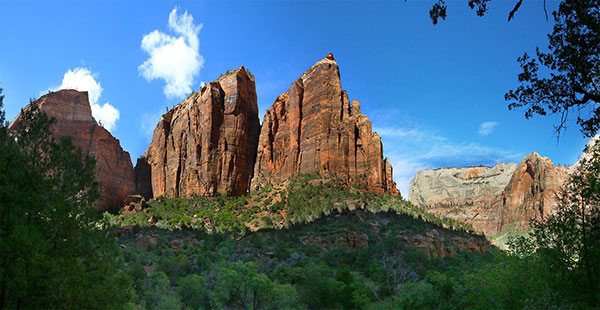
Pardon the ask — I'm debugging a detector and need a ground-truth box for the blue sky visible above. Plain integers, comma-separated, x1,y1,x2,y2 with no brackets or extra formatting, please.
0,0,589,195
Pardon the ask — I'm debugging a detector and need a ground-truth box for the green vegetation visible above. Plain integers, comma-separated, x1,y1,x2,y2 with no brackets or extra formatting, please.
218,67,254,80
1,90,598,309
0,99,132,309
115,209,493,309
506,0,599,137
107,173,478,237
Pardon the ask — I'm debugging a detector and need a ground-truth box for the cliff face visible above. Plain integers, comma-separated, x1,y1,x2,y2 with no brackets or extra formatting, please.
409,163,517,207
497,152,569,232
409,153,569,235
9,89,135,212
139,66,260,198
251,53,399,195
408,163,517,235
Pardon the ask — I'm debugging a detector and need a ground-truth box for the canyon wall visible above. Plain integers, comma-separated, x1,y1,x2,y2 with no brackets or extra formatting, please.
251,53,399,195
409,153,569,235
138,67,260,198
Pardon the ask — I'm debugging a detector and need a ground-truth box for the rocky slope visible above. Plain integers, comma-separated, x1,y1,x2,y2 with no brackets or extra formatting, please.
137,66,260,198
9,90,135,212
409,153,569,235
251,53,398,195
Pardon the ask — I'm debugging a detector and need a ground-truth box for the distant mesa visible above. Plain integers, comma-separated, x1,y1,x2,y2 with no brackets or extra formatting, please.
409,151,571,236
251,53,399,196
9,89,136,212
497,152,569,233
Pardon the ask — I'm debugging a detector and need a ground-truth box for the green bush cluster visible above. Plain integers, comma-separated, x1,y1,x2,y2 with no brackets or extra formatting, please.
115,209,492,309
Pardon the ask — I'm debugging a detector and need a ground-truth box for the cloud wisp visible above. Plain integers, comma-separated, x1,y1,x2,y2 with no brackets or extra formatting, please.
478,121,498,136
139,7,204,99
140,110,164,141
375,124,522,197
49,67,120,132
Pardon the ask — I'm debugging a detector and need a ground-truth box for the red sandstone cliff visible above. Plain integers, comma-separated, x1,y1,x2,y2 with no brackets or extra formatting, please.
9,90,135,212
138,66,260,198
251,53,399,195
496,152,570,233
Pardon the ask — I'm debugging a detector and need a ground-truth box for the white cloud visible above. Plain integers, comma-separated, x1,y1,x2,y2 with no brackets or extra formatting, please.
139,7,204,98
60,68,103,104
91,102,119,132
478,121,498,136
375,126,446,142
52,67,120,132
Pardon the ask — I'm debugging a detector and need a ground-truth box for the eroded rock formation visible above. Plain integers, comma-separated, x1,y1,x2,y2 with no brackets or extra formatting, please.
139,66,260,198
251,53,399,195
409,153,569,235
9,89,135,212
398,229,491,259
408,163,517,235
497,152,569,232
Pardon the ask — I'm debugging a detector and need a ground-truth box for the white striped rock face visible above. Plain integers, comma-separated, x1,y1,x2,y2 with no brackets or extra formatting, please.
408,163,517,235
409,151,572,236
409,163,517,207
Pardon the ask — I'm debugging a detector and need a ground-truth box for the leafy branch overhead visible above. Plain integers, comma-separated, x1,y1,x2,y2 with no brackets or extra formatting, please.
427,0,599,138
429,0,544,25
505,0,599,137
429,0,498,24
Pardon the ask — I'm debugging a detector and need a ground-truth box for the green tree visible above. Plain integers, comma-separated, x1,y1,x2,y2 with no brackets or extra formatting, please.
512,138,600,306
429,0,526,25
506,0,600,137
0,101,133,309
177,274,210,310
210,261,302,310
139,271,182,310
468,139,600,309
427,0,599,137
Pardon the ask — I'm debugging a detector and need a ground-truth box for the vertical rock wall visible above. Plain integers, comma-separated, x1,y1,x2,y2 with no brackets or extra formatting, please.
251,53,399,195
140,67,260,198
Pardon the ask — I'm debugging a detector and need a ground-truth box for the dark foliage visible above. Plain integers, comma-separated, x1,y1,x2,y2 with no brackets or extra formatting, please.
0,101,133,309
506,0,600,137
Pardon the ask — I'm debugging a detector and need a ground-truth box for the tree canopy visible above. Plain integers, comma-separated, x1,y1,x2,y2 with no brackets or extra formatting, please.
0,96,133,309
505,0,600,138
427,0,600,138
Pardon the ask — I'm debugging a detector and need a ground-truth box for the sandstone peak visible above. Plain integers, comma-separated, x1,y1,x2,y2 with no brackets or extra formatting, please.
301,54,339,81
252,55,398,195
9,89,135,212
138,66,260,198
11,90,95,126
498,150,569,233
521,151,551,164
216,66,254,83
